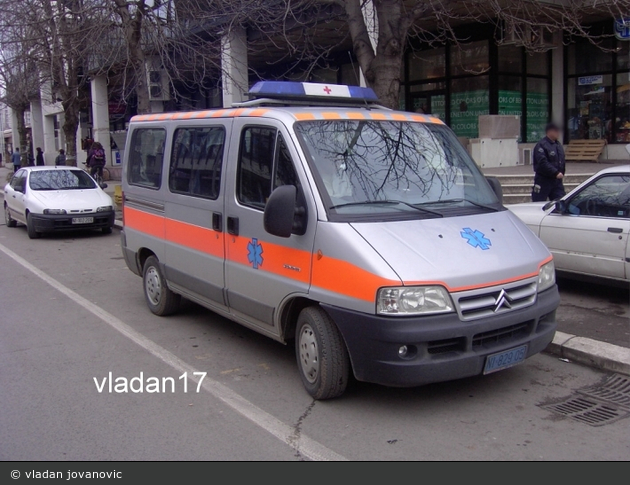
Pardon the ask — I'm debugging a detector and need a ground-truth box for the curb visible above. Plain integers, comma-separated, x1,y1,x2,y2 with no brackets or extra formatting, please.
546,331,630,376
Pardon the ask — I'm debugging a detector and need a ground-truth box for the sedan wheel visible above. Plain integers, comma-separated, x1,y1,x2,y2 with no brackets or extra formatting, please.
26,213,41,239
4,204,17,228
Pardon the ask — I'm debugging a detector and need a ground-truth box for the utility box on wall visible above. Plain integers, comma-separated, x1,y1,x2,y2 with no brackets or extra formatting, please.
469,138,519,168
469,115,520,167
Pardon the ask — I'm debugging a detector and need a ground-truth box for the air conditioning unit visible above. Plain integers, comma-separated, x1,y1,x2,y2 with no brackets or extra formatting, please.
147,69,170,101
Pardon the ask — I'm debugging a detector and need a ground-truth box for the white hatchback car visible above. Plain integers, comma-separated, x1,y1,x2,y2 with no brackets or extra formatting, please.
508,165,630,283
4,166,115,239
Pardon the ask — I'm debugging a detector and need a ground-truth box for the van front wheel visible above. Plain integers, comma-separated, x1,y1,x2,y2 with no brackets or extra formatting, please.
295,306,350,400
143,256,180,316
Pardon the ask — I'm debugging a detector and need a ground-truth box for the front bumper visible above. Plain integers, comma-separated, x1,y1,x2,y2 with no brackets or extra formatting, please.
31,211,115,233
323,286,559,387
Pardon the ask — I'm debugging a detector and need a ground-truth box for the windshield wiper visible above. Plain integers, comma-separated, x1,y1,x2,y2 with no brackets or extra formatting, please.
329,200,443,217
418,198,500,212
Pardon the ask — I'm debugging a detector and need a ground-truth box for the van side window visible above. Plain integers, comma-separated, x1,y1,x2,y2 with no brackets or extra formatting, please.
128,128,166,189
169,127,225,199
237,127,276,209
274,133,300,190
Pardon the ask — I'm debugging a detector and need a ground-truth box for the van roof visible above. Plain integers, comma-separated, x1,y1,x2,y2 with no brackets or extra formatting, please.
129,106,444,125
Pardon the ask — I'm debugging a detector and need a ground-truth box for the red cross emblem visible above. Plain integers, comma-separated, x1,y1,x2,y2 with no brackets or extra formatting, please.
323,86,332,94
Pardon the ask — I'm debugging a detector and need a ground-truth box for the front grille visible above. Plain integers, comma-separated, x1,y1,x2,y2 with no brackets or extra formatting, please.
427,337,465,354
69,209,95,213
472,321,533,349
453,277,537,321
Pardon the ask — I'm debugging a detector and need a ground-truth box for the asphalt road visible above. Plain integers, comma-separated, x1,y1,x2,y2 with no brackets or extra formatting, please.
0,220,628,461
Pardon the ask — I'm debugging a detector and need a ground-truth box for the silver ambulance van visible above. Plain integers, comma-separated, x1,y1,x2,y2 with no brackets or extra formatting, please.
121,81,559,399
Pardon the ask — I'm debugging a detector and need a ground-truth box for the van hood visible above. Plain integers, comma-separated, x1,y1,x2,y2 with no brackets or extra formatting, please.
350,210,550,291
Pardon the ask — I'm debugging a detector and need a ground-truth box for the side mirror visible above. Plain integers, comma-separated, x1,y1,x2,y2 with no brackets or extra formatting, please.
264,185,297,238
543,199,567,213
485,176,503,205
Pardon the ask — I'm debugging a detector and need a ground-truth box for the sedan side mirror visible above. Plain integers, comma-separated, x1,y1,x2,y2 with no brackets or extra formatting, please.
543,199,567,213
264,185,297,238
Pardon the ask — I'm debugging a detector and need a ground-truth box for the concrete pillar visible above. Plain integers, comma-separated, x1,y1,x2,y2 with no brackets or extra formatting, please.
30,98,45,157
221,27,249,107
551,31,564,143
359,0,378,88
90,75,111,165
42,115,56,164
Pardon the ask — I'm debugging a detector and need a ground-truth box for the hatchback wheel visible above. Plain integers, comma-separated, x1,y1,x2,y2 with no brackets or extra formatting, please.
26,213,40,239
4,204,17,228
142,256,180,316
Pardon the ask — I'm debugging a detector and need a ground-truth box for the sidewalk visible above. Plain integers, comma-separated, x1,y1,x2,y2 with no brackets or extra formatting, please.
482,160,628,176
1,162,628,375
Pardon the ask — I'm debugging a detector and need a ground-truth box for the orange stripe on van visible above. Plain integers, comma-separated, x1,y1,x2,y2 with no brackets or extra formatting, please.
321,112,342,120
227,235,312,284
230,108,245,117
210,110,226,118
295,113,316,121
429,116,443,124
123,207,165,239
369,113,388,120
346,112,366,120
165,218,224,258
391,114,408,121
410,115,427,122
247,109,269,117
312,254,399,302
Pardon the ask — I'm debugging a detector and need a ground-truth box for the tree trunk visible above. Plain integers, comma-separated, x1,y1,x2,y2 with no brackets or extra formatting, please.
62,103,79,166
14,107,28,165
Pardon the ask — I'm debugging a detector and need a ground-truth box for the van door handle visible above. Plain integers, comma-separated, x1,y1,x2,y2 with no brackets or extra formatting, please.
607,227,623,234
227,216,239,236
212,212,222,232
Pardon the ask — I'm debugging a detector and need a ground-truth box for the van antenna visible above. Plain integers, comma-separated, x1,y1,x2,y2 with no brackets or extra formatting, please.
348,51,371,110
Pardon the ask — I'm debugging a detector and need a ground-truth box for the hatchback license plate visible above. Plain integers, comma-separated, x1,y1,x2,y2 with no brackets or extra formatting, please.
72,217,94,224
484,345,528,374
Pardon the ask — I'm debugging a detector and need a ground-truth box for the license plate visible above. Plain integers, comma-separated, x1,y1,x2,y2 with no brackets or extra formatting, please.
72,217,94,224
483,345,528,374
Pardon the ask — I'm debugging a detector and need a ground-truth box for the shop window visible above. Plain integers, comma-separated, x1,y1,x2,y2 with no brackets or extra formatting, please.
498,76,523,140
450,76,489,138
568,40,614,75
498,45,522,74
526,78,550,142
567,74,613,141
527,51,549,76
451,41,489,76
616,72,630,143
409,47,446,81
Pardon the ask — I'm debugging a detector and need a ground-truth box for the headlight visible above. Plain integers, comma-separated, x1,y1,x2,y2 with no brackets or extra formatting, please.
538,261,556,292
43,209,67,215
97,205,113,212
377,286,454,316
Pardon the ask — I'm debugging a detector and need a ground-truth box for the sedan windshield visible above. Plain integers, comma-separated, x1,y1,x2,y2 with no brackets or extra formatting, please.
29,170,97,191
295,120,500,220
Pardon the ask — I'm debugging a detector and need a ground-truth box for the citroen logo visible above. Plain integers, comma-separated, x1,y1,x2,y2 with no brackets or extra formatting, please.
494,289,513,312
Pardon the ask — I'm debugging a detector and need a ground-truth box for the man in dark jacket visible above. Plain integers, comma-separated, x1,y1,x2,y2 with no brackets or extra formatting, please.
532,123,566,202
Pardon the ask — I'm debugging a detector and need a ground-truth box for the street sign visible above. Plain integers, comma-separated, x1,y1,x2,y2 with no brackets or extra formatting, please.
614,17,630,40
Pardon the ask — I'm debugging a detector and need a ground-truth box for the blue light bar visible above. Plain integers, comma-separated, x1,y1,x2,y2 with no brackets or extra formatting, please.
248,81,379,103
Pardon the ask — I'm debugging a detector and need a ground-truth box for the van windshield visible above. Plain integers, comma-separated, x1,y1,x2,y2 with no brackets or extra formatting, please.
294,120,501,220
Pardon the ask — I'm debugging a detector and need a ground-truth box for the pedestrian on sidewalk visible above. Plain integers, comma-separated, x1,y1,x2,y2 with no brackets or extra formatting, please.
35,147,45,166
27,149,34,166
55,149,66,166
532,123,566,202
87,141,106,180
11,147,21,173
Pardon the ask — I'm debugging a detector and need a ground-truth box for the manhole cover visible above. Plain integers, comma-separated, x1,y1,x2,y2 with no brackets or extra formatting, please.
540,374,630,427
577,374,630,410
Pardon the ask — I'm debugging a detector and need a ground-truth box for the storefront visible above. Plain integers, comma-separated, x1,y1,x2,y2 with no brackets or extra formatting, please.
403,29,552,143
565,21,630,146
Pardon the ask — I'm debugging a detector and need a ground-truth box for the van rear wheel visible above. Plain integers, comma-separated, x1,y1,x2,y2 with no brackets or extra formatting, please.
295,306,350,400
142,256,180,316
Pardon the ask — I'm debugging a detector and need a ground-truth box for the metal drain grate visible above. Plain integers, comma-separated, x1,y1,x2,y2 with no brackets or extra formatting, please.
542,397,627,426
540,374,630,427
577,374,630,410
